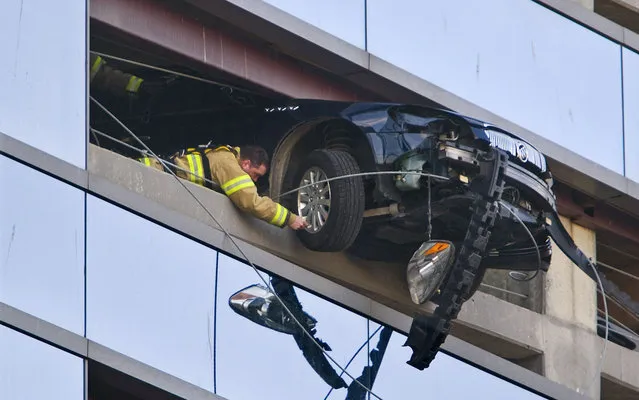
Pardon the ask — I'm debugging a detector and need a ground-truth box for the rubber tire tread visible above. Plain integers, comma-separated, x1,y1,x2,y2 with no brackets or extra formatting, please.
295,149,365,252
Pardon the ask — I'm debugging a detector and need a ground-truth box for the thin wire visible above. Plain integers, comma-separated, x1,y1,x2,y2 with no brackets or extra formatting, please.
90,96,384,400
497,201,542,282
90,51,259,95
597,260,639,282
585,260,608,396
596,287,639,323
90,128,221,189
598,242,639,263
596,308,639,342
601,311,639,339
479,283,528,299
275,171,450,201
322,326,383,400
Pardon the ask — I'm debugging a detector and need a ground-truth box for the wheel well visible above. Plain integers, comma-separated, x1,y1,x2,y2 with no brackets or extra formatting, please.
268,118,376,203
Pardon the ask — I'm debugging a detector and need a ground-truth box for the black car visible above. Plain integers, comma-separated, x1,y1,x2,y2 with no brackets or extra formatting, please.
262,100,554,275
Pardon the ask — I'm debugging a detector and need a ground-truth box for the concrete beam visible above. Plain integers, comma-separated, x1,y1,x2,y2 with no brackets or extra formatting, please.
89,0,376,101
543,217,600,399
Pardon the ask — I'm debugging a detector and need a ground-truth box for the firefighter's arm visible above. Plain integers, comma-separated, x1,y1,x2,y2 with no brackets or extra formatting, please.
90,54,144,97
211,153,296,228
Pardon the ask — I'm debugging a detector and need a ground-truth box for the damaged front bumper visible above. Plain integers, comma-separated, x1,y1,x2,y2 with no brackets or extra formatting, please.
439,143,556,212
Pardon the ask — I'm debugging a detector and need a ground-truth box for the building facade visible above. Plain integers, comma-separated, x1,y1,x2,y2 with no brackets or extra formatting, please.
1,0,639,399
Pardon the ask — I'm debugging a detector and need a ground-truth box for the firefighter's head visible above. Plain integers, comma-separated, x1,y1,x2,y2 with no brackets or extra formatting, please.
239,145,270,182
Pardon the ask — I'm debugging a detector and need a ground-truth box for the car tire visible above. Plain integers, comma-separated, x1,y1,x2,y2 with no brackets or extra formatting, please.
293,149,365,252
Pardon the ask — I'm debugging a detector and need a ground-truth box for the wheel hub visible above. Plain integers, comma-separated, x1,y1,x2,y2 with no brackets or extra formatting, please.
297,167,331,233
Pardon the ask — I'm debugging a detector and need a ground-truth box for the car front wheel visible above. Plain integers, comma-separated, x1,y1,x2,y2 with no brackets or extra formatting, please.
294,149,365,252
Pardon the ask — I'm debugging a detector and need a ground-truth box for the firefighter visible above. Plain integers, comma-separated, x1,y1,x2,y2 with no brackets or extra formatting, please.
140,144,308,230
90,53,146,97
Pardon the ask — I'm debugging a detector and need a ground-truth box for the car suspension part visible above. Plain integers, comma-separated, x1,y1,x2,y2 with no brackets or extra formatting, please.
404,147,509,369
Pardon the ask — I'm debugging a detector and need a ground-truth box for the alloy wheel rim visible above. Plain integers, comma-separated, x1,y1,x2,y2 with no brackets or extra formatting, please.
297,167,331,233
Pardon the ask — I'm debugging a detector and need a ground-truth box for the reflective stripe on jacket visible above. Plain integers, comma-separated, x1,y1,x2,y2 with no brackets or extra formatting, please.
168,145,294,228
137,156,164,171
90,54,144,97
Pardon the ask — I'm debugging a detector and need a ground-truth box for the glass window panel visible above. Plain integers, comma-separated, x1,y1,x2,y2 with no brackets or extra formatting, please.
0,155,85,335
86,195,217,392
0,0,86,168
623,47,639,183
0,325,84,400
215,254,369,399
367,321,544,399
367,0,624,174
263,0,366,48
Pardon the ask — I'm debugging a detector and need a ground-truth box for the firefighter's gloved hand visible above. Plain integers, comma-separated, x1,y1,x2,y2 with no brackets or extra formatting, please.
289,215,308,230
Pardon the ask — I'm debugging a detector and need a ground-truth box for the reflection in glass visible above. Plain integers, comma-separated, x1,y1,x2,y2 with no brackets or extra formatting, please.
86,195,217,392
368,321,544,399
0,325,84,400
262,0,366,48
623,48,639,183
216,254,370,399
0,0,86,168
0,155,85,335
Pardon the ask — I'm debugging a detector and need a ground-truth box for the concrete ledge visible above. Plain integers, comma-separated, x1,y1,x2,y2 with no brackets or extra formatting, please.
602,338,639,392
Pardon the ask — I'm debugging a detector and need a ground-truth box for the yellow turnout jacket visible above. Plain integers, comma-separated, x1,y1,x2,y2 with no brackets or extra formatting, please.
140,145,294,229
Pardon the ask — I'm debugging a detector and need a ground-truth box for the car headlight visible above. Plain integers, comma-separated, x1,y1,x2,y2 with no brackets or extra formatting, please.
407,241,455,305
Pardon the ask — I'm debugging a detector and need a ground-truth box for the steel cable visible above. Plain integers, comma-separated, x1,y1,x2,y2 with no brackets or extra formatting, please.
90,96,384,399
500,199,609,394
596,309,639,343
274,171,450,201
90,50,259,95
322,326,384,400
90,128,221,189
586,260,609,397
497,201,542,281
